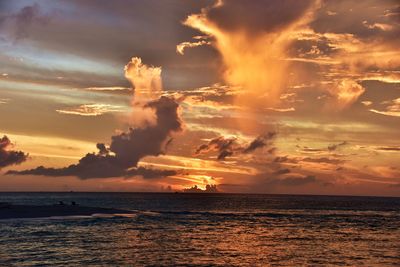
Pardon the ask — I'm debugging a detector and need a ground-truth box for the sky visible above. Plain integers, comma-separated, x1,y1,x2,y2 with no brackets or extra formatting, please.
0,0,399,196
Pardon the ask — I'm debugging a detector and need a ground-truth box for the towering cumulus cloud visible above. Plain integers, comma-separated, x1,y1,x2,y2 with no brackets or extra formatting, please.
8,58,182,179
124,57,162,101
181,0,319,107
0,136,28,169
124,57,165,127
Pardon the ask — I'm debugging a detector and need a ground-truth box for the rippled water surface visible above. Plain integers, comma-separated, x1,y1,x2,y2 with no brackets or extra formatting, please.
1,193,399,266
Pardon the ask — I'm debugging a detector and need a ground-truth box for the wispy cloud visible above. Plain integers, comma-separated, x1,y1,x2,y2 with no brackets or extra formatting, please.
369,98,400,117
0,98,10,104
176,36,211,55
56,104,127,116
84,86,133,95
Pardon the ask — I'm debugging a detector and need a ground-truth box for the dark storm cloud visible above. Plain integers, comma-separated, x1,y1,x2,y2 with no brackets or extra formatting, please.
195,132,276,160
0,135,28,168
96,143,108,155
217,149,233,160
110,97,182,167
8,97,182,179
206,0,316,35
243,132,276,154
195,136,238,160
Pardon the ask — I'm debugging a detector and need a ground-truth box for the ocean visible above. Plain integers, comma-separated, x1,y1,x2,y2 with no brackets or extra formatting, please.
0,193,399,266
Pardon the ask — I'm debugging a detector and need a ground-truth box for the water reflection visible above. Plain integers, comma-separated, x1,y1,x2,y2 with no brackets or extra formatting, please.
0,193,399,266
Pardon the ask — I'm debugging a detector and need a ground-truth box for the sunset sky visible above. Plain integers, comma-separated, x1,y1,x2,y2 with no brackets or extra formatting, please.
0,0,399,196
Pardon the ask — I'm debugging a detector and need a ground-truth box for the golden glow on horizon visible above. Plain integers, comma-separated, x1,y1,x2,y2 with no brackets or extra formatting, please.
170,174,219,190
140,155,258,175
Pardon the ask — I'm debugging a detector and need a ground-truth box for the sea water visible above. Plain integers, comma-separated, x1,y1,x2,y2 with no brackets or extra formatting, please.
0,193,399,266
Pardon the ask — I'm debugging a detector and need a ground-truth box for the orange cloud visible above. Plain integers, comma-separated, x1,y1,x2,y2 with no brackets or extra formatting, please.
124,57,162,101
182,0,321,108
176,39,211,55
124,57,168,127
370,98,400,117
327,80,365,110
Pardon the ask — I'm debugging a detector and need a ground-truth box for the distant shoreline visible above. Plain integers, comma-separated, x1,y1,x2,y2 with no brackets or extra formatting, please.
0,203,134,220
0,192,399,198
